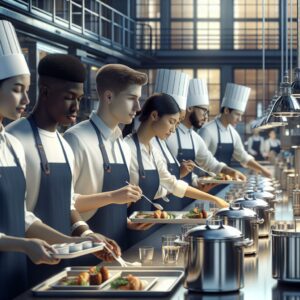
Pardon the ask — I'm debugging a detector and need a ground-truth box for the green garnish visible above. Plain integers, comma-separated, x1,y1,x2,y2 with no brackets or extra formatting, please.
110,277,129,289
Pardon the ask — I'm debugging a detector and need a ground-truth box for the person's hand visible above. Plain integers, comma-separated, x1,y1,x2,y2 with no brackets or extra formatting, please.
24,239,60,265
214,198,229,208
127,220,154,231
111,184,142,204
231,170,247,181
260,167,272,179
197,182,218,192
86,232,121,262
180,160,195,178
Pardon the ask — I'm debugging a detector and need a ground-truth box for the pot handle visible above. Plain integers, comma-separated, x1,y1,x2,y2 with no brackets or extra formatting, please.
234,238,253,248
265,208,274,213
174,238,189,246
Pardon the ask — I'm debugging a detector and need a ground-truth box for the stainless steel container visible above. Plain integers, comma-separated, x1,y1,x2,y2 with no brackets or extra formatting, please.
234,195,273,237
183,220,252,293
292,189,300,216
216,203,262,255
287,173,296,201
281,169,294,190
272,220,300,283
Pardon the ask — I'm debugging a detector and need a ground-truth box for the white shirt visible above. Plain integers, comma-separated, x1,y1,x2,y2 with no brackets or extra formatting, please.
247,136,265,156
125,134,188,198
6,118,76,212
166,123,226,174
264,138,281,153
0,126,41,232
199,117,254,167
64,111,131,221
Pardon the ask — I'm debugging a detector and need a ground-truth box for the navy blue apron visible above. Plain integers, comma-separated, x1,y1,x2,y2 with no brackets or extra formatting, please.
154,137,183,211
210,120,235,195
252,139,264,161
87,119,130,253
27,116,71,286
127,133,160,246
270,142,281,154
175,128,195,205
0,137,27,300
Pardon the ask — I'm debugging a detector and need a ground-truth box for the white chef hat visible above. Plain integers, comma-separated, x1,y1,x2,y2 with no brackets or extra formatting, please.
221,83,251,112
187,78,209,108
0,20,30,81
154,69,190,110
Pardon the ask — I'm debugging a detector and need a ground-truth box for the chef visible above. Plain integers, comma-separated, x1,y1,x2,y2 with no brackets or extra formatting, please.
151,69,194,210
264,129,281,157
0,20,88,299
64,64,149,253
199,83,272,178
166,76,246,198
124,93,228,228
247,128,265,161
7,54,121,284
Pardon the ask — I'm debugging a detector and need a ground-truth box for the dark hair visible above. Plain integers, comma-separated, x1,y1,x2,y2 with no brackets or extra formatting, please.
220,107,234,113
139,93,180,122
0,79,6,88
96,64,148,96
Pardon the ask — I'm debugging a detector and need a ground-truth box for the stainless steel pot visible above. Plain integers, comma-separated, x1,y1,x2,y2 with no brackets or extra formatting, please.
292,189,300,216
272,220,300,283
215,203,263,255
234,194,273,237
182,220,252,293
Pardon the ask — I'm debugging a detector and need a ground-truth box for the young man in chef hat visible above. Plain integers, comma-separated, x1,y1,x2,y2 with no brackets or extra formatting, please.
199,83,272,178
165,76,246,196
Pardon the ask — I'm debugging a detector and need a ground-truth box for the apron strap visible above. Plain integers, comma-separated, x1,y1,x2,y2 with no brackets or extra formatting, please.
5,135,22,168
155,137,171,165
28,116,50,175
215,119,234,145
90,119,111,172
176,128,183,155
189,131,195,155
56,132,72,174
116,138,129,171
133,133,146,179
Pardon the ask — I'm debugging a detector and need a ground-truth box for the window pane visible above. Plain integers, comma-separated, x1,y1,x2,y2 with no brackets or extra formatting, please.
171,0,193,18
197,0,220,19
136,0,160,18
171,22,194,49
197,22,220,49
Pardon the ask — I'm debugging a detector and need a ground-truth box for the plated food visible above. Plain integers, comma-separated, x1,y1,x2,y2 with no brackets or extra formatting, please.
135,210,175,220
110,274,147,290
183,207,208,219
198,173,244,184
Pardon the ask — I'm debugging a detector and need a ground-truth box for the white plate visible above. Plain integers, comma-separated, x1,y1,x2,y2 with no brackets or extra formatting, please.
52,243,105,259
129,211,212,224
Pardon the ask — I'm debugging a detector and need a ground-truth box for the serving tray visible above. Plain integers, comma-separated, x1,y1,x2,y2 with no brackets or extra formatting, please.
32,266,184,297
197,177,245,184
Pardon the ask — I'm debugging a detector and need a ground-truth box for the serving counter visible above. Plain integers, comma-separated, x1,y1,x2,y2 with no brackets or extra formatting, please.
14,180,299,300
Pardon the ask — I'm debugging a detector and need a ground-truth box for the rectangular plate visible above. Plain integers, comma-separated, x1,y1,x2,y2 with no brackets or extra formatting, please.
52,243,105,259
50,269,121,290
32,267,184,297
128,211,212,224
197,177,245,184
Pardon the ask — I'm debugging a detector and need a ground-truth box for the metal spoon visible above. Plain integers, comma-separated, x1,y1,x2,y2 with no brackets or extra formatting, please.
183,159,216,177
125,181,164,210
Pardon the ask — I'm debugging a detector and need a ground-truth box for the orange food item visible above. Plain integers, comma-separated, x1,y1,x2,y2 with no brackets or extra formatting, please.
100,266,110,282
90,272,102,285
77,272,90,286
161,211,168,219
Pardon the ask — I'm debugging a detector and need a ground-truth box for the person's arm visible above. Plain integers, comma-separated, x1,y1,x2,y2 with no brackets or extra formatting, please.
220,165,247,181
246,159,272,178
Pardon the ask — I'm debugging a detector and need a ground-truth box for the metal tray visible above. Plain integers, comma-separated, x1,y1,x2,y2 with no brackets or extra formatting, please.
197,177,245,184
129,211,212,224
32,266,184,297
52,243,105,259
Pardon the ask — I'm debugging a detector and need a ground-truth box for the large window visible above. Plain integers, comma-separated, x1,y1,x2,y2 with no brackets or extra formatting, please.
136,0,160,18
234,69,279,125
197,69,221,119
171,22,194,49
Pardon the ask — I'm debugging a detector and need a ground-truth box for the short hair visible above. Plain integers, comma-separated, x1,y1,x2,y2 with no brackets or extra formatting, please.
38,54,86,83
96,64,148,95
220,107,234,114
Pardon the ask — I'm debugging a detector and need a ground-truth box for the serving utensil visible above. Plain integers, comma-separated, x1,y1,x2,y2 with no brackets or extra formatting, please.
125,181,164,210
183,159,216,177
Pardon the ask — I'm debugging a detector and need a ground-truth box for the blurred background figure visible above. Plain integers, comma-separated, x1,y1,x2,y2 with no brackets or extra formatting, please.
247,128,265,161
264,129,281,160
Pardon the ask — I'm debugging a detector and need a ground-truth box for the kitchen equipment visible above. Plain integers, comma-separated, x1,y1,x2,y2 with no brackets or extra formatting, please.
32,267,184,297
281,169,295,190
292,189,300,216
183,159,216,177
234,194,273,237
182,220,252,293
287,173,297,201
272,220,300,283
216,203,263,254
139,246,154,265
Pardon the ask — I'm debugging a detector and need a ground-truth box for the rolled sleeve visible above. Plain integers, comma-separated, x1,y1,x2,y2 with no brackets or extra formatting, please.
154,147,188,198
0,233,5,239
24,207,42,231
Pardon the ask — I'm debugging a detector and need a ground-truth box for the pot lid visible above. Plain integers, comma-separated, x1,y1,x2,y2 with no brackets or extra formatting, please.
272,220,300,236
243,189,275,200
216,203,257,219
187,220,243,240
234,194,269,208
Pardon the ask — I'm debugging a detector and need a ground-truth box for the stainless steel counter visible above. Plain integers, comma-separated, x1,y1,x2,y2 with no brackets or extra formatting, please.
14,183,300,300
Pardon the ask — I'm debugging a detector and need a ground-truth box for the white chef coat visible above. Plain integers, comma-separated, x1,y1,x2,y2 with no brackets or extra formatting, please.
247,136,265,156
6,118,76,212
125,134,188,198
64,111,131,221
0,126,41,233
166,123,226,174
264,138,281,153
199,116,254,167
